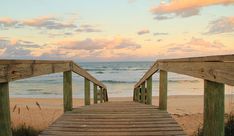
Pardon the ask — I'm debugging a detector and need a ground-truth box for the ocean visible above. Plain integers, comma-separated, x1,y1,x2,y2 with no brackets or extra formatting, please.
9,61,233,98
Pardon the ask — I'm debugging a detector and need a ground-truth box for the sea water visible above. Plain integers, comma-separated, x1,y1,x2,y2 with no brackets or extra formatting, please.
9,61,233,98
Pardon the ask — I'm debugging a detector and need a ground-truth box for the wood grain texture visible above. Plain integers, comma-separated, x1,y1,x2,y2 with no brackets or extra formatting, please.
146,76,152,105
63,71,72,112
159,70,167,110
204,80,224,136
134,54,234,89
39,101,186,136
0,83,12,136
0,60,106,89
93,84,98,104
157,54,234,62
141,83,146,104
85,78,90,105
72,63,106,89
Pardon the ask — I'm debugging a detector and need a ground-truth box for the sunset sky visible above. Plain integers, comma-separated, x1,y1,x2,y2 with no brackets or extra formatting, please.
0,0,234,61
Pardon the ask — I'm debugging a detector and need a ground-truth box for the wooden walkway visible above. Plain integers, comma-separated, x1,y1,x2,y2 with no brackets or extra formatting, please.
40,101,186,136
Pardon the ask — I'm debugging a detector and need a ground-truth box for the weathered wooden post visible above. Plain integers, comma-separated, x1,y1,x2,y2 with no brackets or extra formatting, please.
139,88,142,102
100,87,103,103
0,82,12,136
135,88,139,102
141,83,146,104
93,84,98,104
104,89,108,102
63,71,72,112
159,70,167,110
203,80,224,136
146,76,152,105
84,78,90,105
133,88,136,101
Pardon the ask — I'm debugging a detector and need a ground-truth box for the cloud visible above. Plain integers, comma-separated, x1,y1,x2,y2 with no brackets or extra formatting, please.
154,32,168,36
0,17,18,27
151,0,234,20
22,16,76,30
59,38,105,51
167,37,225,54
76,25,102,33
58,38,141,51
137,29,150,35
0,16,77,30
0,38,41,59
205,16,234,34
114,39,141,49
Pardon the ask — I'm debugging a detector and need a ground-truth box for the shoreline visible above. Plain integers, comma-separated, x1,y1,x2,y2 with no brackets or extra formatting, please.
10,95,234,136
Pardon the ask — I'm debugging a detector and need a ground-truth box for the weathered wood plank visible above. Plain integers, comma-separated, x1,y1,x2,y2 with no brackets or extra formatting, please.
0,82,12,136
85,78,90,105
157,54,234,62
159,70,167,110
134,62,158,88
63,71,72,112
134,54,234,89
40,101,186,136
0,62,71,83
93,84,98,104
203,80,224,136
72,63,106,89
141,83,146,104
158,62,234,86
100,88,103,103
0,60,106,90
146,76,152,105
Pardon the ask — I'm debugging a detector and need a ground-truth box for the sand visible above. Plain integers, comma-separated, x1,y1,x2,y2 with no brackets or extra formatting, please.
10,95,234,136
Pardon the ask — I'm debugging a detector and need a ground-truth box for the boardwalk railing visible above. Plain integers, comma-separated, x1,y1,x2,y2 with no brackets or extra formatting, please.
133,54,234,136
0,60,108,136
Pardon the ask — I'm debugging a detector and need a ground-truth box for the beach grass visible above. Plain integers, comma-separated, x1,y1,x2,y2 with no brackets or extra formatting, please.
12,124,41,136
195,113,234,136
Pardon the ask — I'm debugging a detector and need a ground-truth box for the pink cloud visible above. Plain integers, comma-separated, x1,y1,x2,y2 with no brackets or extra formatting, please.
205,16,234,34
151,0,234,19
137,29,150,35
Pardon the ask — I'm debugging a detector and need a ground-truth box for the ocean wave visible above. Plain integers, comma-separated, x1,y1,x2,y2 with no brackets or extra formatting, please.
101,80,136,83
101,80,199,84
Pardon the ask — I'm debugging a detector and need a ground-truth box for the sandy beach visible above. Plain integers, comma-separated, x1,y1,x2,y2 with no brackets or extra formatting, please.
10,95,234,136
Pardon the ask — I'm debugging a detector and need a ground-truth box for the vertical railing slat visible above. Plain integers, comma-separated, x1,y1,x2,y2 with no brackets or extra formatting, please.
204,80,224,136
84,78,90,105
0,82,12,136
141,83,146,104
63,71,73,112
146,76,152,105
93,84,98,104
159,70,167,110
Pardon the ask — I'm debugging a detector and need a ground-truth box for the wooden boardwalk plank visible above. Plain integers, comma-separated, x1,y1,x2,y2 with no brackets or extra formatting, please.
40,101,186,136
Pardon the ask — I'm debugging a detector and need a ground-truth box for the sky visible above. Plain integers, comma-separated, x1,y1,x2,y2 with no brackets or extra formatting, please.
0,0,234,62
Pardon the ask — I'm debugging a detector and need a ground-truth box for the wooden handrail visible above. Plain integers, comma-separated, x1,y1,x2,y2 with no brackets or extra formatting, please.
133,54,234,136
0,59,108,136
134,54,234,88
0,60,106,89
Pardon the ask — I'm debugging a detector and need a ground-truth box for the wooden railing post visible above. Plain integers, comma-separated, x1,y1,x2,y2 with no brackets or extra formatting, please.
93,84,98,104
63,71,72,112
104,89,108,102
133,89,136,101
141,82,146,104
0,82,12,136
146,76,152,105
139,88,142,102
159,70,167,110
135,88,138,102
100,87,103,103
204,80,224,136
84,78,90,105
